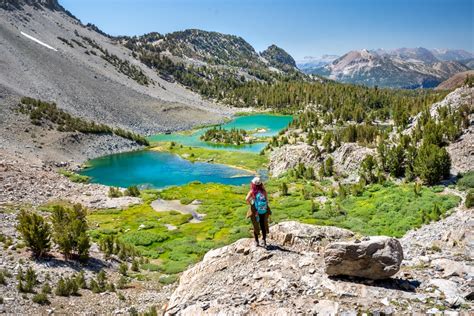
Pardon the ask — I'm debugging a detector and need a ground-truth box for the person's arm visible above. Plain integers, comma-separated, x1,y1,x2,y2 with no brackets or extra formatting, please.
245,191,253,204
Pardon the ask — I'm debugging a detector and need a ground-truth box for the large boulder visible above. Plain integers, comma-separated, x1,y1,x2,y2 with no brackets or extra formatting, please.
324,236,403,279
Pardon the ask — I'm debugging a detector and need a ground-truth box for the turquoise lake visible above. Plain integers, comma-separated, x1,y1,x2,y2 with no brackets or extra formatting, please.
80,114,292,188
148,114,293,153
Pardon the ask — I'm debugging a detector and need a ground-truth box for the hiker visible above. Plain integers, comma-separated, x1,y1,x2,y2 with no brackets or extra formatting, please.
246,176,271,247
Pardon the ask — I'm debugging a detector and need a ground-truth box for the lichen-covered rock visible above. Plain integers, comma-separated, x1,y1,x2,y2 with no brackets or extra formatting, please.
324,236,404,279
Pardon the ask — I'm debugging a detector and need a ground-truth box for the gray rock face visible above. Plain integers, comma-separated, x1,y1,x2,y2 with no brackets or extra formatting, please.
269,143,320,177
324,236,404,279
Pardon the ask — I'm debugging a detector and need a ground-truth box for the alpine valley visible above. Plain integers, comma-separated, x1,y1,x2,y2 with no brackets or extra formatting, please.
0,1,473,315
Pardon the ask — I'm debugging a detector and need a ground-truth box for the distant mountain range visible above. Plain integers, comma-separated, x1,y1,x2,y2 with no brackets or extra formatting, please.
296,55,339,72
299,48,473,88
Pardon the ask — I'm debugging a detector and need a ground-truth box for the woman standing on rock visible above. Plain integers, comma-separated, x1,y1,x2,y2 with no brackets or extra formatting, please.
246,177,271,247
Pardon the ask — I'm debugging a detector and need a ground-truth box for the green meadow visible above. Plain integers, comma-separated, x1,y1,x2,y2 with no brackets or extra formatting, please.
87,177,460,275
151,143,268,172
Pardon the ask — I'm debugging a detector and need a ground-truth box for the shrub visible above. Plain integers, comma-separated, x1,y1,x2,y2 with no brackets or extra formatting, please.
58,169,90,183
466,190,474,208
124,186,140,197
41,282,52,294
55,278,69,296
413,182,422,197
117,291,126,301
51,204,90,260
0,269,10,285
121,231,168,247
108,187,123,198
280,182,288,196
17,210,51,258
99,235,139,260
17,267,37,293
66,277,79,296
75,271,87,289
141,263,161,272
142,306,158,316
96,270,107,292
159,275,178,285
119,263,128,276
32,293,49,305
457,171,474,190
107,282,116,292
89,279,101,293
131,259,139,272
117,276,128,289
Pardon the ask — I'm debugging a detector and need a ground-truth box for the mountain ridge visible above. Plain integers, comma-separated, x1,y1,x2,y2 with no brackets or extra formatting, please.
306,48,471,88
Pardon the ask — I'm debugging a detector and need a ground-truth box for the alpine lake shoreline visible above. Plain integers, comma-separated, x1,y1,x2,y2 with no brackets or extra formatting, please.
69,113,463,279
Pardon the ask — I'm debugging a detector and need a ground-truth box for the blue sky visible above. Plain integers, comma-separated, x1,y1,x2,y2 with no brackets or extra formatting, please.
60,0,473,60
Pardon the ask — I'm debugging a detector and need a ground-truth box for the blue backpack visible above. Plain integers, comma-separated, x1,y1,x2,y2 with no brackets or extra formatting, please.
254,192,268,215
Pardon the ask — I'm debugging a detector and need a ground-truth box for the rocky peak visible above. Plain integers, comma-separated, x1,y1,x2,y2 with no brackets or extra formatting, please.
1,0,64,11
390,47,439,63
161,29,259,66
261,44,297,71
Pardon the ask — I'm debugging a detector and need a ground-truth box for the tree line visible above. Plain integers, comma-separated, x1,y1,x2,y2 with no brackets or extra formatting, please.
200,127,249,145
18,97,149,146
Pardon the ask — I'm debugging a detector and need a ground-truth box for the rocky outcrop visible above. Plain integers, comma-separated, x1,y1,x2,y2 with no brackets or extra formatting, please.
331,143,375,180
0,0,65,12
269,144,320,177
269,142,374,180
165,222,354,315
324,236,403,279
405,86,473,135
447,119,473,174
261,44,297,71
166,199,473,315
403,86,473,174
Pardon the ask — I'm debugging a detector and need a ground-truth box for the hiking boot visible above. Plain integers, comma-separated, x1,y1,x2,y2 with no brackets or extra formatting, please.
262,240,267,248
254,240,260,247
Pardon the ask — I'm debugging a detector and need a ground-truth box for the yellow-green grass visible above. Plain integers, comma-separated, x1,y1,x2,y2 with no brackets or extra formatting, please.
87,179,460,275
151,143,268,172
58,169,90,183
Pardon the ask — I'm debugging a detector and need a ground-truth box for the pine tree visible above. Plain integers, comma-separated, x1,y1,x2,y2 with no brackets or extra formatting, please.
51,204,90,260
280,182,289,196
324,156,334,177
360,155,377,184
75,271,87,289
24,267,37,293
311,200,319,214
414,144,451,185
55,278,69,296
16,210,51,258
387,145,405,178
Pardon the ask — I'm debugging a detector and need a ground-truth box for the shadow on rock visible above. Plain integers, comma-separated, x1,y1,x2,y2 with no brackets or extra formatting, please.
329,275,421,292
265,244,300,254
34,255,109,272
